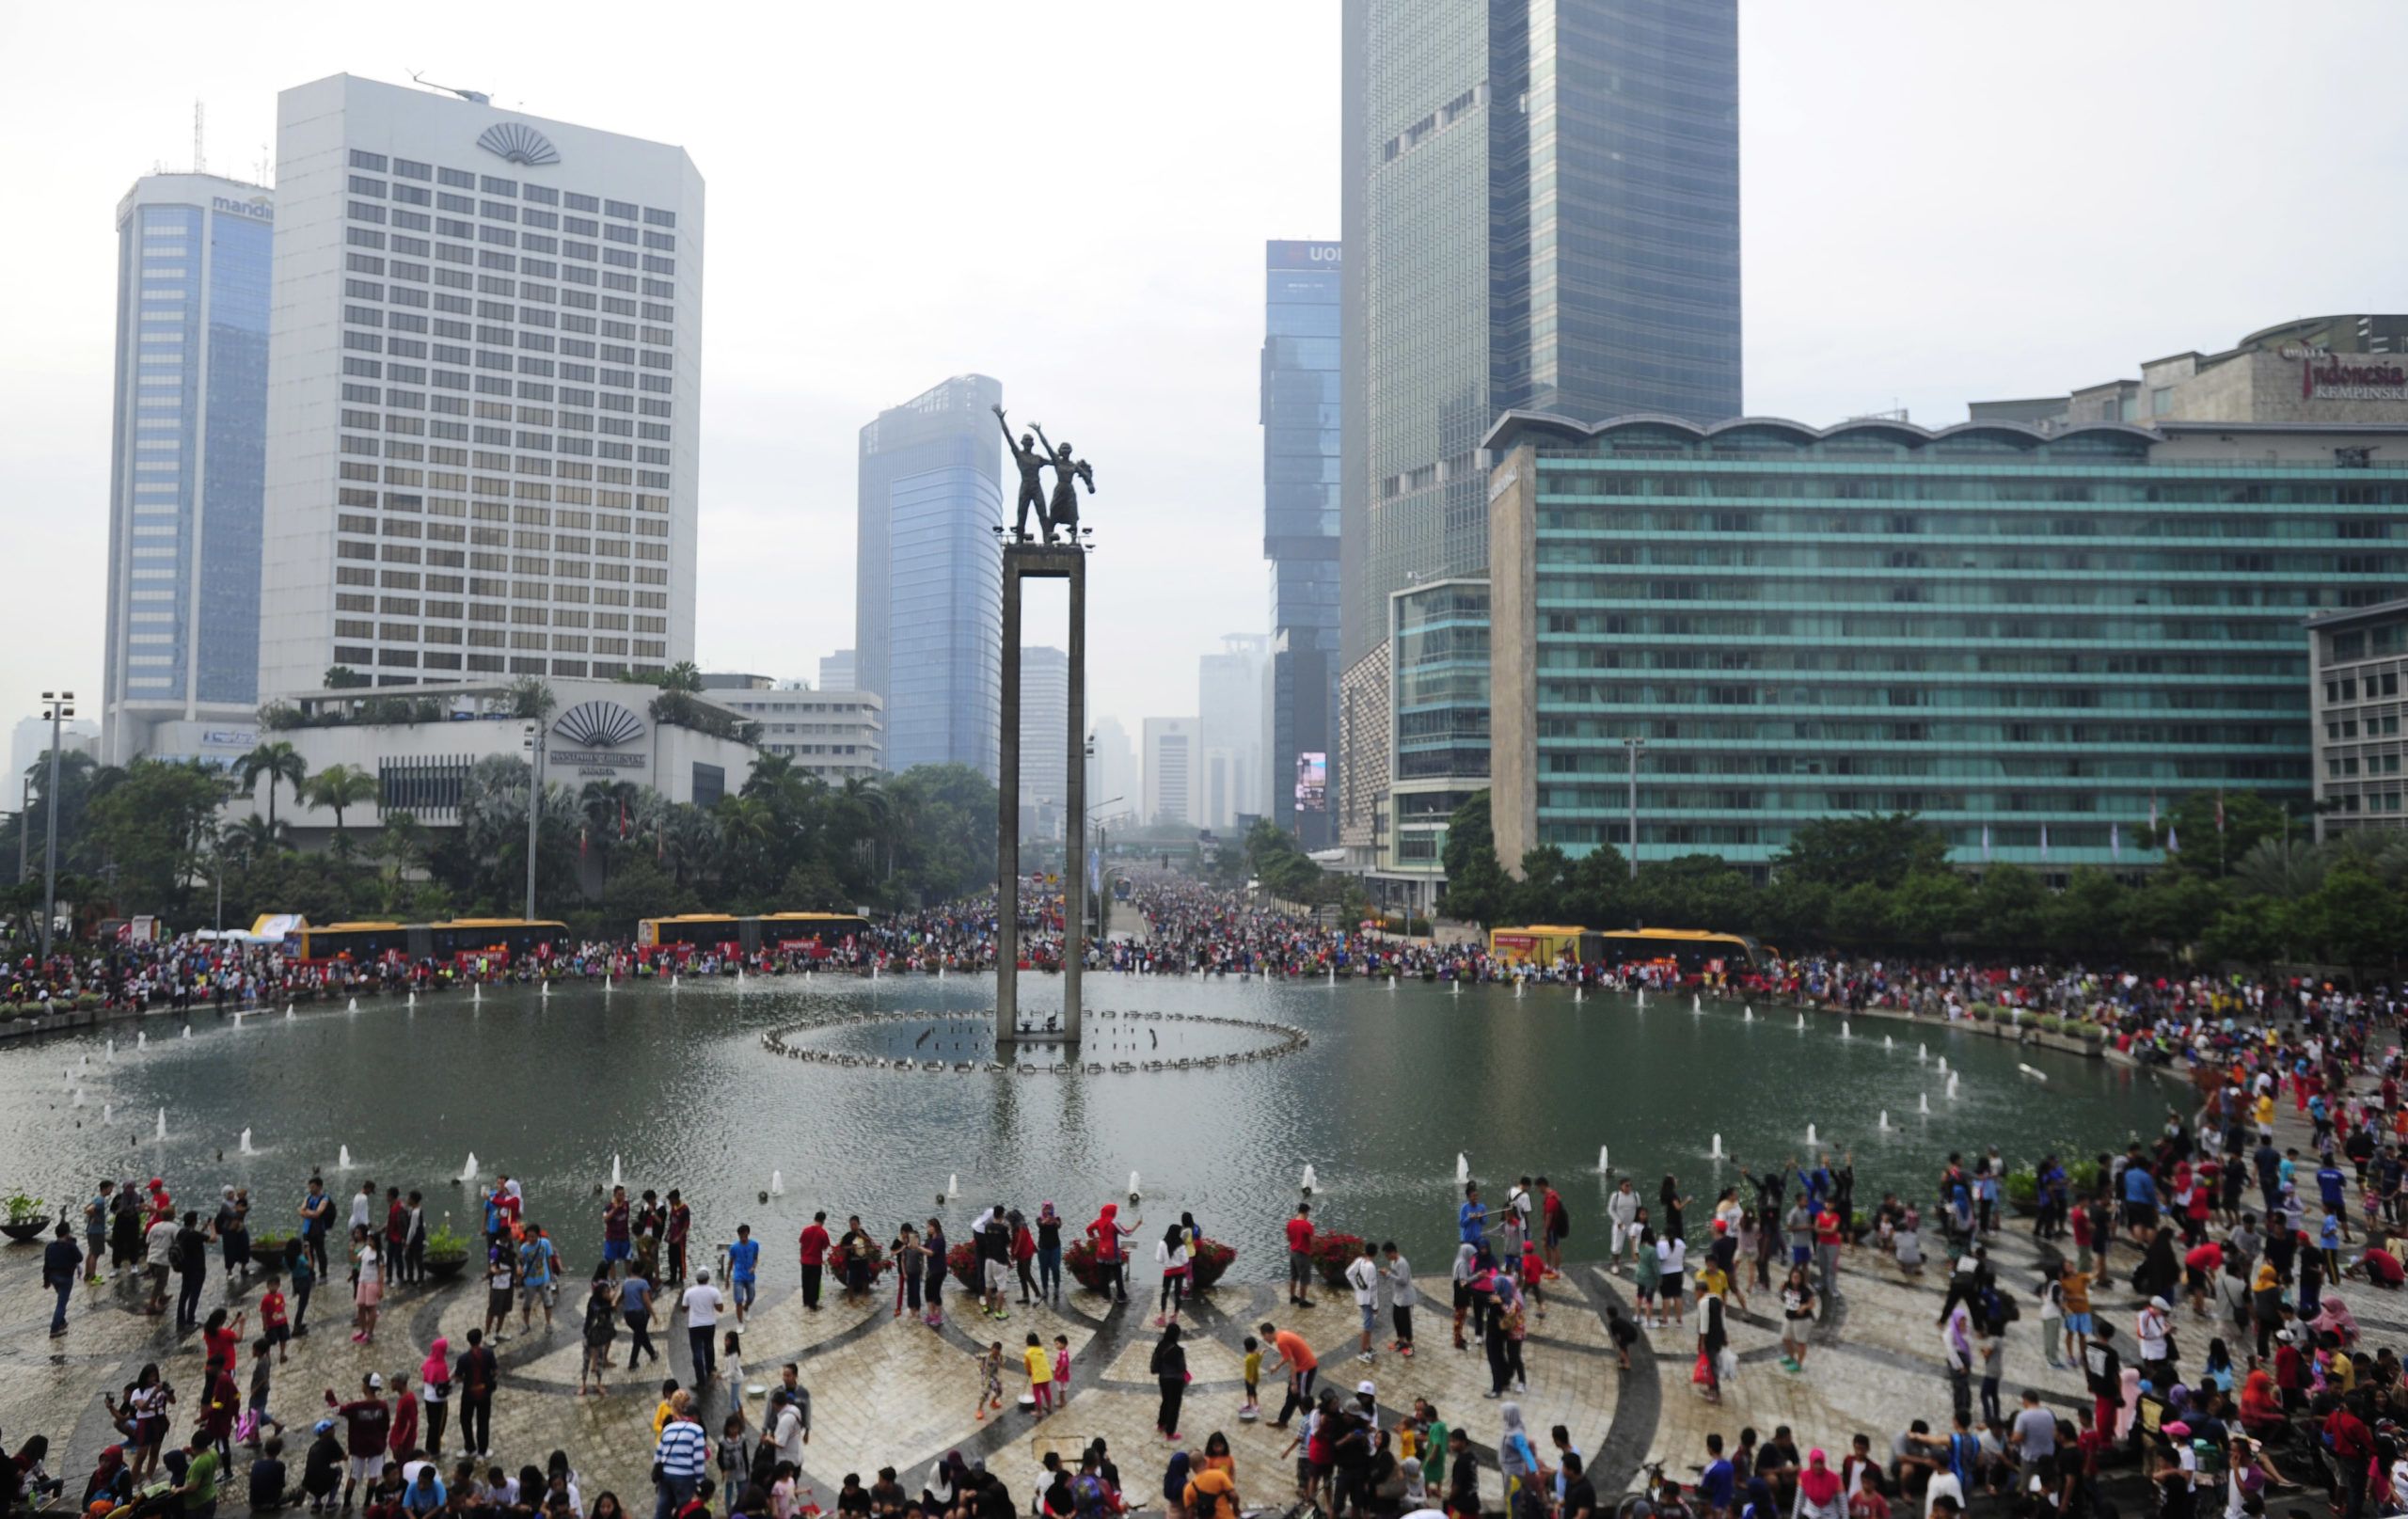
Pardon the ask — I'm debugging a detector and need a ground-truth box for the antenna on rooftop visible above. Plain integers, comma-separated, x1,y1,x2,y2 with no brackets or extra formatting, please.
256,142,272,187
409,70,494,106
192,101,205,175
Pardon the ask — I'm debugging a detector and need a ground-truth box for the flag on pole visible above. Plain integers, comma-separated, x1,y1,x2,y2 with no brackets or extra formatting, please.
2112,822,2122,860
2167,826,2180,854
2148,792,2159,831
1981,823,1992,862
2216,792,2226,834
2039,823,2051,860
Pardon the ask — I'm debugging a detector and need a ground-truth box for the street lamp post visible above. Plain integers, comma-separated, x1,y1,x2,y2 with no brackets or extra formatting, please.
1622,735,1646,880
39,690,73,962
521,720,546,921
16,773,28,885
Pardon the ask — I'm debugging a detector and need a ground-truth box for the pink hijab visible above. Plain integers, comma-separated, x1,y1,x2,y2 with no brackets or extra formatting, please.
420,1336,451,1387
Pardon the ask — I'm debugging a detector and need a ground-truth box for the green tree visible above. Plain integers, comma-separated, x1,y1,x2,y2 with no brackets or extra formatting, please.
237,741,309,829
1437,791,1510,926
2293,862,2408,978
2041,867,2128,958
2139,791,2287,878
1973,864,2048,949
1881,869,1977,949
322,665,371,689
301,764,380,856
81,759,230,913
1773,812,1949,890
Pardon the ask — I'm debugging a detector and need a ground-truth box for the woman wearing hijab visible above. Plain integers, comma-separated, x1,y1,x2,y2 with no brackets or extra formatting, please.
1035,1205,1063,1305
2250,1262,2285,1358
2138,1227,2181,1305
78,1447,129,1511
420,1337,452,1458
1450,1244,1477,1350
1087,1203,1136,1305
1151,1322,1189,1442
1795,1450,1846,1519
1161,1451,1193,1519
1497,1404,1540,1519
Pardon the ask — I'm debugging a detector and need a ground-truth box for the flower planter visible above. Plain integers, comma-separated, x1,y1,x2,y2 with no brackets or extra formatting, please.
1311,1233,1369,1290
1,1219,50,1243
424,1253,470,1282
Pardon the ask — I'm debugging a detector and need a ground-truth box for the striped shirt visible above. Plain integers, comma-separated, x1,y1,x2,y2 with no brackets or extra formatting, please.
655,1418,710,1479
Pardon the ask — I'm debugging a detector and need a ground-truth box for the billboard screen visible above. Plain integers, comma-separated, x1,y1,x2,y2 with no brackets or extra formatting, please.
1293,752,1327,813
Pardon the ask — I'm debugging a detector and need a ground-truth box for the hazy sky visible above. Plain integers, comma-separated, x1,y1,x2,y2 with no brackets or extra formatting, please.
6,2,2408,755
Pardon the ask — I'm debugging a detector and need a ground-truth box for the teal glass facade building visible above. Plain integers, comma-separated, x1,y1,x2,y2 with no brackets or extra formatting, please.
1484,414,2408,874
103,175,276,764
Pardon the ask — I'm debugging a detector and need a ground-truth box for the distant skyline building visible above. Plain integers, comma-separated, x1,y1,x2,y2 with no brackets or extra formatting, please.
256,73,706,704
1018,644,1069,839
102,172,277,766
1197,632,1268,831
854,374,1004,778
1337,0,1741,869
1089,714,1137,826
701,673,884,785
11,715,101,792
1262,239,1341,848
817,648,857,692
1143,716,1198,829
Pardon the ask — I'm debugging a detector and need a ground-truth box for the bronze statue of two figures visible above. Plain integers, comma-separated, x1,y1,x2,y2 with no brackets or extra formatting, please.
996,404,1096,545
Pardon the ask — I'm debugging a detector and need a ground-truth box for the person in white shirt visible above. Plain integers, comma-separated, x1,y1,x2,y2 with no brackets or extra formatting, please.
1607,1181,1640,1274
1346,1242,1382,1363
682,1269,727,1383
1656,1232,1687,1325
2136,1296,2171,1378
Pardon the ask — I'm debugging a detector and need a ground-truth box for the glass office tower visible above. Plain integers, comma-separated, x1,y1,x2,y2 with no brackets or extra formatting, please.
1485,414,2408,874
855,373,1004,777
1339,0,1741,874
102,173,276,764
1263,240,1341,846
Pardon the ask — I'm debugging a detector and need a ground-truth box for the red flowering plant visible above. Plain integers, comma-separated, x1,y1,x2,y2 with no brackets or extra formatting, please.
1311,1232,1369,1290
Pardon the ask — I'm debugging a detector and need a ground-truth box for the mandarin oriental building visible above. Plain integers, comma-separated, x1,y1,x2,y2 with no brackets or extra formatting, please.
259,74,705,698
1483,414,2408,877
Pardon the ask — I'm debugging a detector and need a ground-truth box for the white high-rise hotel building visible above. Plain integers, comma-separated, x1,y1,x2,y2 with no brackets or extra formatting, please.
260,74,704,695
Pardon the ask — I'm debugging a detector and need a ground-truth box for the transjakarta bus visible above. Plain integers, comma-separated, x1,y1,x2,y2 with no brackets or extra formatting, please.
282,918,567,967
636,912,870,957
1487,926,1775,977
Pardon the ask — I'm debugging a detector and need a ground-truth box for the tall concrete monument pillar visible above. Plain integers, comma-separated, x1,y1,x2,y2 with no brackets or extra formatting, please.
995,541,1086,1050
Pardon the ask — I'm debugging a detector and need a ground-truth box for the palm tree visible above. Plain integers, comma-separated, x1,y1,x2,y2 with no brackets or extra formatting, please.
578,779,640,888
237,741,309,829
303,764,380,854
658,660,704,693
219,815,289,866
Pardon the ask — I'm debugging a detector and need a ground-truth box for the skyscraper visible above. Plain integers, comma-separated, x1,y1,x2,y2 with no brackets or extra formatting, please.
1337,0,1741,879
1018,644,1069,839
1088,714,1137,825
102,173,276,765
1197,633,1268,831
1262,240,1342,847
257,74,706,698
1143,717,1198,830
854,374,1004,777
816,649,856,692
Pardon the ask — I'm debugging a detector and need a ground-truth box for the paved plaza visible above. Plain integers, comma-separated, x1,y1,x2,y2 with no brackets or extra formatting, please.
4,1048,2397,1513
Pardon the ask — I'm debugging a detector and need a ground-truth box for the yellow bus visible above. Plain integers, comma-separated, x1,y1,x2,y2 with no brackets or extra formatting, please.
1592,928,1774,976
1487,925,1592,966
282,918,567,966
637,912,870,957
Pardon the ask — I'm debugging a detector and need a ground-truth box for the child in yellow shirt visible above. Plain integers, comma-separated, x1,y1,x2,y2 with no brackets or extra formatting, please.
1024,1332,1054,1414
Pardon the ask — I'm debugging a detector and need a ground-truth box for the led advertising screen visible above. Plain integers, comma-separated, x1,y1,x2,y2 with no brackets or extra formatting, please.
1294,752,1327,813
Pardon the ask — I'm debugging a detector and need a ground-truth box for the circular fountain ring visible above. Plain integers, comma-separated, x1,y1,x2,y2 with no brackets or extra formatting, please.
759,1007,1309,1076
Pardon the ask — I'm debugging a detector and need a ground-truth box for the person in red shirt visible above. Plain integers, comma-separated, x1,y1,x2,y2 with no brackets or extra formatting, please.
324,1371,391,1510
2325,1400,2373,1517
384,1189,409,1267
201,1305,246,1381
666,1190,692,1286
2183,1240,2223,1316
1087,1203,1136,1305
798,1212,831,1311
388,1371,420,1461
1283,1205,1317,1308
